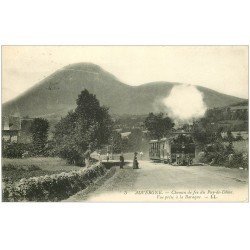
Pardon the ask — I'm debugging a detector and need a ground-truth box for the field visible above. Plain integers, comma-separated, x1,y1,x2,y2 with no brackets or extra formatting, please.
2,157,82,182
2,154,145,183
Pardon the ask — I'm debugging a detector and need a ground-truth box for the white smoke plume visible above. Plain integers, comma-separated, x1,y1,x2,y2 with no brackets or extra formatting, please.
162,85,207,121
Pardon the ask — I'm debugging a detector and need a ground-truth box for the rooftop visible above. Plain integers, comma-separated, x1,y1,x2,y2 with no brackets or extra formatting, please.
2,116,21,131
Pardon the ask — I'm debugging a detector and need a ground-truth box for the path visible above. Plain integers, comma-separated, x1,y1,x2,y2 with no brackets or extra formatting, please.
66,161,248,202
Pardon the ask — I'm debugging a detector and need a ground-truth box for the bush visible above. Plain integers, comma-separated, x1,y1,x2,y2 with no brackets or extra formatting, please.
42,140,57,157
226,153,248,169
2,163,107,202
202,142,227,165
200,141,248,169
2,142,26,158
201,141,236,166
57,148,84,166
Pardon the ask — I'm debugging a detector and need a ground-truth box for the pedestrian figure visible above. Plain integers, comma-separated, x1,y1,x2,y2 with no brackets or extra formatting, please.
186,155,190,166
106,152,110,162
167,154,171,164
84,148,91,168
176,154,180,165
97,151,102,162
139,151,143,160
120,153,125,169
133,152,139,169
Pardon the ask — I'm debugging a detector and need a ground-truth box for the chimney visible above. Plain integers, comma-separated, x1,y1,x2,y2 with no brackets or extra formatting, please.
3,117,10,130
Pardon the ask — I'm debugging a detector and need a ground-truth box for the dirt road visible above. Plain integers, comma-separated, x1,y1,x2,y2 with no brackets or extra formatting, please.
66,161,248,202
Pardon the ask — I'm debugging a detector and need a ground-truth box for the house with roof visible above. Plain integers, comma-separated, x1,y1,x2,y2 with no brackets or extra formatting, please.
120,131,131,139
2,116,21,142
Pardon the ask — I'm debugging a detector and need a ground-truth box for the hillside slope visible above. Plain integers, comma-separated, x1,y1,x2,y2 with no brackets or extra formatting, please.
2,63,245,117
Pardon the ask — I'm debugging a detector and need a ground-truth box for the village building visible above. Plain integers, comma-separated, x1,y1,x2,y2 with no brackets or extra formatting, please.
120,131,131,139
229,105,248,112
2,116,21,142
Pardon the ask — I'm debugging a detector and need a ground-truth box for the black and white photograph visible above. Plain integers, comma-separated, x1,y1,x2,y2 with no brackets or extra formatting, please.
0,1,250,250
1,46,248,202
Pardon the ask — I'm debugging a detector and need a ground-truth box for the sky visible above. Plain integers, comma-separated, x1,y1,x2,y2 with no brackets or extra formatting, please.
2,46,248,103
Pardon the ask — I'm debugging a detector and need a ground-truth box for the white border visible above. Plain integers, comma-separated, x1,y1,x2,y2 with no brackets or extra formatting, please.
0,1,249,250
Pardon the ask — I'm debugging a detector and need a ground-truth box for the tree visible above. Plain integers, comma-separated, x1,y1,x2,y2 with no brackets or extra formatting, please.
109,131,123,154
226,130,234,142
127,128,143,152
192,118,221,147
54,89,113,165
30,118,49,155
144,113,174,139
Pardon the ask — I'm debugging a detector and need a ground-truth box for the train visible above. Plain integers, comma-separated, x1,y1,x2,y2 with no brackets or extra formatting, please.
149,132,196,165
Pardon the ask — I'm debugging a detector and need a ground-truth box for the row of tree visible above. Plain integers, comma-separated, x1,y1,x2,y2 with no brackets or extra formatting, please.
30,91,176,164
5,88,246,168
205,107,248,122
3,90,113,163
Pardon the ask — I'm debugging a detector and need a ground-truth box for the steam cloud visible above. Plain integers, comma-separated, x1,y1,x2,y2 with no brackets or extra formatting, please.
162,85,207,121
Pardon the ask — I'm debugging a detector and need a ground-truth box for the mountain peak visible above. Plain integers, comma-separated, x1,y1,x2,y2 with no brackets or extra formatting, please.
62,62,102,72
59,62,122,83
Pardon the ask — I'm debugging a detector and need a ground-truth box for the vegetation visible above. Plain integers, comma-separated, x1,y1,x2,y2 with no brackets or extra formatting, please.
30,118,49,155
144,112,174,139
2,141,30,159
110,128,147,154
2,157,82,182
54,89,113,165
200,142,233,165
3,163,107,202
3,164,53,183
2,157,80,170
2,88,247,184
113,114,146,132
2,118,50,159
109,131,123,153
203,105,248,131
233,140,248,154
226,152,248,169
206,107,247,122
192,106,248,169
202,142,248,169
126,128,144,152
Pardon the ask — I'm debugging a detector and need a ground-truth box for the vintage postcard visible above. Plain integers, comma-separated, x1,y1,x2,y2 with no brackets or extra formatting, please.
1,46,248,202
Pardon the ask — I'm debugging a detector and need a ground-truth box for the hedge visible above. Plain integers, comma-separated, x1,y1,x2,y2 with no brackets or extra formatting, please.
2,164,107,202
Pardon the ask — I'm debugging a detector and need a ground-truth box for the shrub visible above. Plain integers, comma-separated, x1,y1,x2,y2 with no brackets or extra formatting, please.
2,163,107,202
57,148,84,166
201,141,236,166
202,142,226,165
45,140,58,157
2,142,26,158
226,153,248,169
